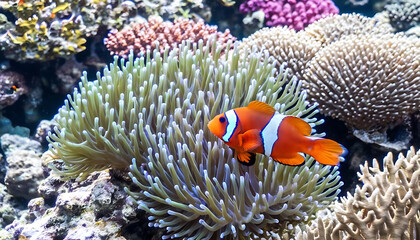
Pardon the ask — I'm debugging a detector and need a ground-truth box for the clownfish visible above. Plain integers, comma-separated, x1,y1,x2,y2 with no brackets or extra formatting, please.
208,101,345,166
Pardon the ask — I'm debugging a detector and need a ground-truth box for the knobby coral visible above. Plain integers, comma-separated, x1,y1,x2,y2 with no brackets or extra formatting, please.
384,0,420,32
302,34,420,132
296,146,420,239
238,26,322,80
104,15,236,59
237,14,392,82
48,38,342,239
239,14,420,149
303,13,394,46
239,0,339,30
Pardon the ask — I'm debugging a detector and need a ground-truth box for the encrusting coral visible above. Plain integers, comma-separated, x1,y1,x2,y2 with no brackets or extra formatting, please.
295,146,420,239
104,15,236,59
0,0,136,61
48,38,342,239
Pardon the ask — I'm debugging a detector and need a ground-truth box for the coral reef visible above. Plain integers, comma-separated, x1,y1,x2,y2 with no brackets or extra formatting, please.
104,15,236,59
302,34,420,133
238,14,392,80
238,26,321,80
48,38,342,238
384,0,420,32
134,0,212,21
55,58,85,94
4,169,147,239
239,0,339,30
35,120,59,147
0,183,26,229
1,134,44,199
0,0,137,61
238,14,420,149
304,13,394,46
0,71,26,109
295,146,420,239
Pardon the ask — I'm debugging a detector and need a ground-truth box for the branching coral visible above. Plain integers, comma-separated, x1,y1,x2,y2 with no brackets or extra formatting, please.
48,38,342,239
239,0,339,30
0,0,136,61
302,34,420,132
104,15,236,59
295,146,420,239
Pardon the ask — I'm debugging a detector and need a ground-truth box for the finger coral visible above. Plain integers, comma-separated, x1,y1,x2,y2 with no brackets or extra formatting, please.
302,34,420,132
48,38,342,239
104,15,236,59
295,146,420,239
239,0,339,30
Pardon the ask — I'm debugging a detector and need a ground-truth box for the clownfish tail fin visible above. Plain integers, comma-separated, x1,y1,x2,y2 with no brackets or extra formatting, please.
307,138,344,166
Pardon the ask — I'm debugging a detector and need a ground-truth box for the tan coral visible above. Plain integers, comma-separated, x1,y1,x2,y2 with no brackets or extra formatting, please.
302,34,420,132
295,146,420,239
238,27,322,80
303,13,394,46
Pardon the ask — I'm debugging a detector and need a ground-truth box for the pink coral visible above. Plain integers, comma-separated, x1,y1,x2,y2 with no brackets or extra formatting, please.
240,0,339,30
104,16,236,58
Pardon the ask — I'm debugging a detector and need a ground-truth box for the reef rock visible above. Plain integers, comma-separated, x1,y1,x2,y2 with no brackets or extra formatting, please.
5,170,149,240
0,134,44,199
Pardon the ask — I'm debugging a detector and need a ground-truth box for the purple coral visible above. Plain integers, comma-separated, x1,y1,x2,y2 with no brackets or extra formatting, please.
240,0,339,30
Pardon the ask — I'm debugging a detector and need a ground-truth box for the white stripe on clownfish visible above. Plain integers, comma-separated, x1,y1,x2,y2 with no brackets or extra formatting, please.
261,112,286,156
222,109,238,142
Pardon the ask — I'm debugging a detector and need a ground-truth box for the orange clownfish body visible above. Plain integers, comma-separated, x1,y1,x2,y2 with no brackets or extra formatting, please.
208,101,345,166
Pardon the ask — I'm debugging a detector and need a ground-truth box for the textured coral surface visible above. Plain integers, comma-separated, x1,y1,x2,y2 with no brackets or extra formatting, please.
297,146,420,239
104,15,236,58
239,0,339,30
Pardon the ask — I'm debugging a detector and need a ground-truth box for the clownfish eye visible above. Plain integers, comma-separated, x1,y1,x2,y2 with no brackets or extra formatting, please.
219,116,226,123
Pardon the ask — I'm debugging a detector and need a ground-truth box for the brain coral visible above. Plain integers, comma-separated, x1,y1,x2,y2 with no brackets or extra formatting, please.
239,0,339,30
296,146,420,239
302,34,420,132
104,15,236,59
48,39,342,238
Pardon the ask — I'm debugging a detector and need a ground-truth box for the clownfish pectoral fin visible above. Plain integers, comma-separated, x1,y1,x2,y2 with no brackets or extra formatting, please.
238,129,262,152
236,151,256,166
247,101,276,115
307,138,343,165
273,154,305,166
282,116,312,136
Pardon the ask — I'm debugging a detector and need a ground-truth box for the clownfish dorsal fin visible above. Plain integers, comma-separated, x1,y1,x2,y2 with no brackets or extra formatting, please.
247,101,276,115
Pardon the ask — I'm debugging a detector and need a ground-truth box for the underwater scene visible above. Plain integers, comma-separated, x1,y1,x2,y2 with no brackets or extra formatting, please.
0,0,419,239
